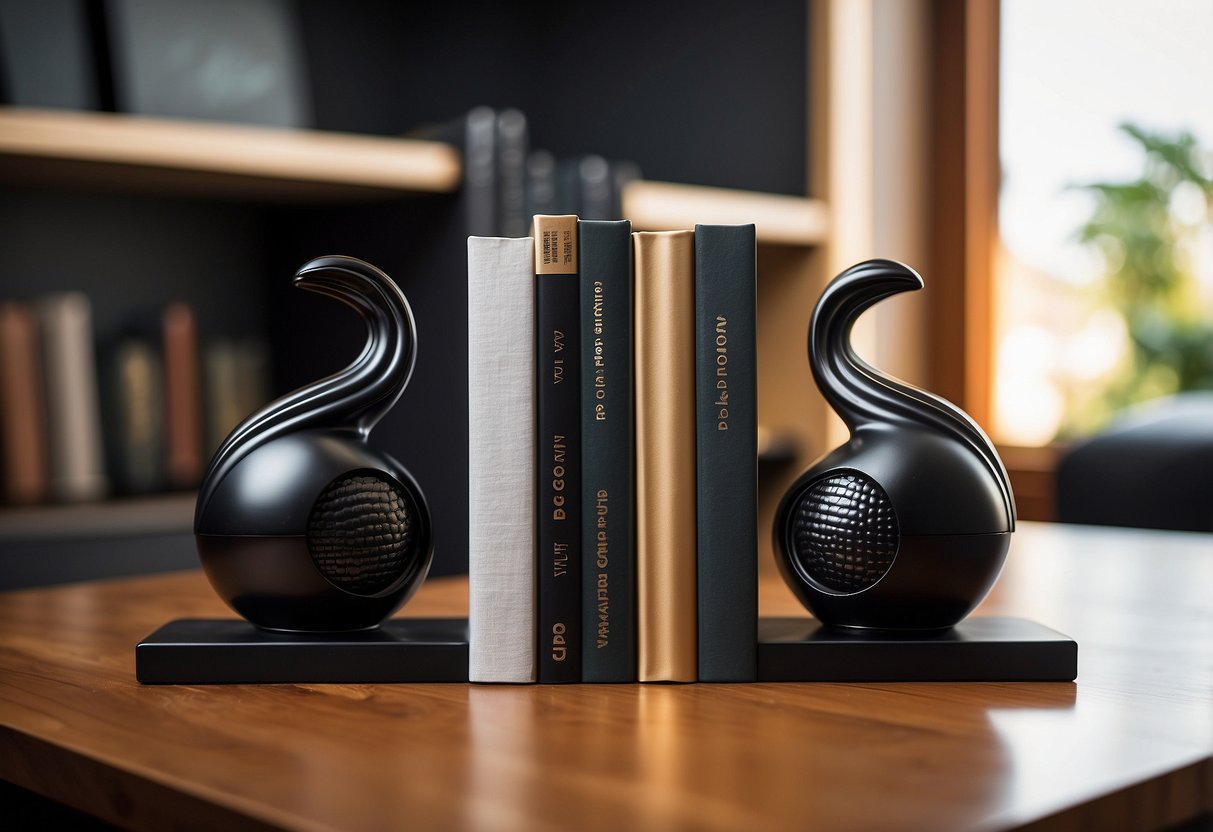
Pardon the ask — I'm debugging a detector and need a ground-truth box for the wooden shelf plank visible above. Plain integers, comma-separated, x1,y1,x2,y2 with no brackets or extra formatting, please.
623,180,829,246
0,109,831,233
0,108,462,200
0,492,195,541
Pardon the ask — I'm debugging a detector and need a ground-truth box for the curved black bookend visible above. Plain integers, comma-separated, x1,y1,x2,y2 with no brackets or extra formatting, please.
774,260,1015,630
195,256,434,632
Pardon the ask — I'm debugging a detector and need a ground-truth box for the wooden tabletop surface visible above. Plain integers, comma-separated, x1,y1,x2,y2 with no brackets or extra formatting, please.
1,521,1210,831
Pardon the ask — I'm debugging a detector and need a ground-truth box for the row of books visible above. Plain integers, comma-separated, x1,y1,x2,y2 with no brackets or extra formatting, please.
467,215,757,683
0,295,267,506
433,107,642,238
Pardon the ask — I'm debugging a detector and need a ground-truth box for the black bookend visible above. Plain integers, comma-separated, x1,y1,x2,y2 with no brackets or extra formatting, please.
757,617,1077,683
194,256,433,634
768,259,1077,678
773,260,1016,631
137,619,469,684
137,255,456,686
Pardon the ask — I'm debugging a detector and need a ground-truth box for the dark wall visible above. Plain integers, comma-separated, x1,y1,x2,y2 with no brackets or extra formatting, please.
0,189,267,339
299,0,808,195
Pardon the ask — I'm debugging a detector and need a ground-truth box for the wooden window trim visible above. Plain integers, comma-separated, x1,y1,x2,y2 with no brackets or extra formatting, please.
927,0,998,426
926,0,1060,520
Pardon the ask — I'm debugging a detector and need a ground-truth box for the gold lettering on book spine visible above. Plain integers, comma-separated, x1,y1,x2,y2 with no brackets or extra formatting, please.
595,489,610,647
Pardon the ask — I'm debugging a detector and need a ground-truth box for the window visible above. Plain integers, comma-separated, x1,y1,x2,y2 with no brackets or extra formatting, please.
995,0,1213,446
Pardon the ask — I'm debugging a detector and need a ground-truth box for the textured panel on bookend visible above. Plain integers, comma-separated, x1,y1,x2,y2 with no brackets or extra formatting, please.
757,617,1077,682
136,618,468,684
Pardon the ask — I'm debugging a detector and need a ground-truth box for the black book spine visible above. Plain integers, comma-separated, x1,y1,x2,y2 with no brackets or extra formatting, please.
579,220,635,683
535,215,582,683
694,224,758,682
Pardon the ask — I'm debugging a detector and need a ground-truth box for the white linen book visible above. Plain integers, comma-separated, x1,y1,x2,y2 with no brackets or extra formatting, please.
467,236,535,683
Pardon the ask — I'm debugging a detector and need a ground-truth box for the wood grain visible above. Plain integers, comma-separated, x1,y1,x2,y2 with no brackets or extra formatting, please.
927,0,1001,428
623,180,828,247
0,107,462,200
1,522,1210,831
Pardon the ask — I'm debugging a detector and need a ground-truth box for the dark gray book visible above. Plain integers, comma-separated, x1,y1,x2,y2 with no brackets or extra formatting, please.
578,219,634,683
496,109,529,237
534,215,581,683
100,335,164,495
525,150,557,217
694,224,757,681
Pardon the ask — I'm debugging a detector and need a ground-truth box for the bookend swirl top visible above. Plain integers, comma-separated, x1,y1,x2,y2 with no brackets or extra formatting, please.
195,255,433,632
774,259,1015,630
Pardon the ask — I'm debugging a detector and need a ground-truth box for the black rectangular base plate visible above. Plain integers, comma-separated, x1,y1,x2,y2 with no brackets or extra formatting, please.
136,618,469,684
757,616,1077,682
137,616,1075,685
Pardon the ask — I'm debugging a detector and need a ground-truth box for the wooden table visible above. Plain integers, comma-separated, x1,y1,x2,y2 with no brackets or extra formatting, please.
1,521,1210,831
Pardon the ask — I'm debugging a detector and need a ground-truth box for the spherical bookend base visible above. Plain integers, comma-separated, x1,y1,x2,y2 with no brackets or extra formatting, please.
198,529,431,633
775,500,1010,631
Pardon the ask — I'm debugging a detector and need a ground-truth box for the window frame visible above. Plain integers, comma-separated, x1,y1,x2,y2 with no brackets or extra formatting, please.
926,0,1060,520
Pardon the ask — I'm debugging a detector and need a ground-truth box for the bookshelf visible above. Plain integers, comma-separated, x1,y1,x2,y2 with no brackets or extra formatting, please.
0,0,861,584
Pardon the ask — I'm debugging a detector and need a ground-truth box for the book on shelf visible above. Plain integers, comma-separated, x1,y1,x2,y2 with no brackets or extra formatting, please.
162,301,203,490
633,230,698,683
557,156,611,220
409,106,524,231
101,336,165,496
553,156,642,221
201,336,269,458
467,234,537,684
3,289,272,507
534,214,582,683
39,292,108,503
579,219,635,683
409,106,499,237
0,301,50,505
525,150,558,217
496,109,530,238
694,224,758,682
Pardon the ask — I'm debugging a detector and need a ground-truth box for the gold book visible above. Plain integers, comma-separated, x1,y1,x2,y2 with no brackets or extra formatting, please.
633,230,697,682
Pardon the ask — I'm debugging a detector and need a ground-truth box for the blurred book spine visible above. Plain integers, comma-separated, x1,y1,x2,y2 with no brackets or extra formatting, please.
162,302,202,490
39,292,108,502
0,301,50,505
102,337,164,495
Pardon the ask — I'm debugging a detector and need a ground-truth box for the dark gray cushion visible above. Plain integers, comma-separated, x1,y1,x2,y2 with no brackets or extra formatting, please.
1056,394,1213,532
